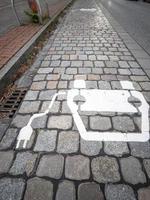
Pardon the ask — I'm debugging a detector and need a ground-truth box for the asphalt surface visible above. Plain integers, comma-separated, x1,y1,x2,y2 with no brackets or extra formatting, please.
97,0,150,56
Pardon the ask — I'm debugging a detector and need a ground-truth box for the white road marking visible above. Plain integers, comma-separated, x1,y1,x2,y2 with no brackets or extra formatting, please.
80,8,97,12
16,92,65,149
120,80,135,90
67,80,149,142
16,79,150,149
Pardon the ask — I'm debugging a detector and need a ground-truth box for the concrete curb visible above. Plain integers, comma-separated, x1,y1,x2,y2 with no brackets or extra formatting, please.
0,0,72,95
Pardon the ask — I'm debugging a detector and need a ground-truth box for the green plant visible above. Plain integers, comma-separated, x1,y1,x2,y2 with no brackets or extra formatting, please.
25,10,39,23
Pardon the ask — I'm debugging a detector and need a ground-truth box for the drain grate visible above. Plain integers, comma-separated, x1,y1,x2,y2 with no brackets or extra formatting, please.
0,89,27,119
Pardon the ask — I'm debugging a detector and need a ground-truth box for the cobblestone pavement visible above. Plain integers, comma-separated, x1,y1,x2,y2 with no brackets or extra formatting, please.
0,0,150,199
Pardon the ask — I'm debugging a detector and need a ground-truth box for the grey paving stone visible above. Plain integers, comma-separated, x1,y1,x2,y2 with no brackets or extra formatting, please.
111,81,122,89
94,61,105,67
98,81,111,89
74,74,87,80
78,182,104,200
92,68,103,74
143,91,150,102
80,139,102,156
130,75,149,81
112,116,135,132
97,55,109,60
0,119,10,141
109,56,119,61
132,82,142,91
41,61,50,67
118,69,131,75
105,184,136,200
138,186,150,200
144,69,150,78
79,55,88,60
34,130,57,152
46,74,60,80
130,69,145,75
65,155,90,180
61,61,71,67
104,142,129,157
51,60,61,67
39,90,56,100
32,115,47,129
33,74,46,81
88,74,100,80
91,156,120,183
54,67,65,74
140,82,150,91
0,151,14,174
71,61,83,67
61,74,73,80
51,55,61,60
79,68,91,74
58,81,68,89
84,61,93,67
12,114,30,128
0,128,18,150
66,68,77,74
101,75,117,81
31,81,46,90
57,131,79,153
0,178,25,200
61,101,71,114
56,180,76,200
47,81,58,89
38,68,53,74
90,116,112,131
19,101,41,113
41,101,60,113
129,142,150,158
105,61,119,68
120,56,134,61
88,55,96,60
128,61,140,68
117,75,130,81
104,68,117,74
10,152,37,176
24,177,53,200
48,115,72,130
143,159,150,178
120,156,146,184
118,61,130,68
36,154,64,179
24,91,39,100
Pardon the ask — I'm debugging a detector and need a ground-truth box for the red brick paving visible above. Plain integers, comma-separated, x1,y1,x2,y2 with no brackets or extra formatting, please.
0,24,42,70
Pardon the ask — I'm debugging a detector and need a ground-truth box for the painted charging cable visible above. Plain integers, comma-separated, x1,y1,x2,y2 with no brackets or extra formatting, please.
16,92,66,149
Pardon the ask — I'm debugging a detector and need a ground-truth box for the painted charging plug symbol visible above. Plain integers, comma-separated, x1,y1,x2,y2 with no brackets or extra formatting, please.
67,80,149,142
16,80,149,149
16,92,65,149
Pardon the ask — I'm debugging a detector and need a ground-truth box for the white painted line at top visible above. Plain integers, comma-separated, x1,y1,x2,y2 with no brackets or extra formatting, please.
80,8,97,12
74,80,86,89
120,81,135,90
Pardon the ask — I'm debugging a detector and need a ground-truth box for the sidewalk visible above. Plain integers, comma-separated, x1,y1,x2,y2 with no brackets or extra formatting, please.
0,0,150,199
0,24,41,69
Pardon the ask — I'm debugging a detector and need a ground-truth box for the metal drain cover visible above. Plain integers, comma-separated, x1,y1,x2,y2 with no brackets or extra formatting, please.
0,89,27,119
